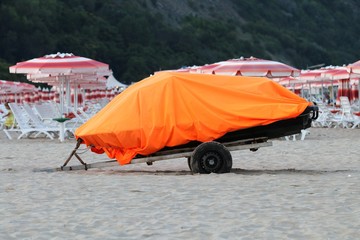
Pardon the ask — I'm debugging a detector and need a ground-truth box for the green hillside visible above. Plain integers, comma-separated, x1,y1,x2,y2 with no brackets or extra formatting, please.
1,0,360,84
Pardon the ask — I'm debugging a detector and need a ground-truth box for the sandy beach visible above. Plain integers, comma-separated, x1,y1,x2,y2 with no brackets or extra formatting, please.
0,127,359,239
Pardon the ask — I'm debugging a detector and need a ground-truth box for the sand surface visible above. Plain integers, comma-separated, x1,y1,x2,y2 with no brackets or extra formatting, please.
0,128,359,239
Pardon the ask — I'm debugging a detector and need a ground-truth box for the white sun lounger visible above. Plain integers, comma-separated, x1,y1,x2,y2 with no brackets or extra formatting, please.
3,103,59,140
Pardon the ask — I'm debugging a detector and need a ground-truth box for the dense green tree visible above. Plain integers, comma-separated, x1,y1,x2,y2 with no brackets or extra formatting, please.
1,0,360,84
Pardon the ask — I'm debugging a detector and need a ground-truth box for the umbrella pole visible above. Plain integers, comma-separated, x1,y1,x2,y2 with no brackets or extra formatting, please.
82,88,86,107
74,83,79,110
59,76,64,117
66,77,71,113
358,79,360,109
331,81,334,105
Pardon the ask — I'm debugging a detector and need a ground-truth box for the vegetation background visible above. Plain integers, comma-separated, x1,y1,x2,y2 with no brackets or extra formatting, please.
1,0,360,84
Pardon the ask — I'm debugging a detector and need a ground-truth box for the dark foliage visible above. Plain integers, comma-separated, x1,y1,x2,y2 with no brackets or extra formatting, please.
1,0,360,83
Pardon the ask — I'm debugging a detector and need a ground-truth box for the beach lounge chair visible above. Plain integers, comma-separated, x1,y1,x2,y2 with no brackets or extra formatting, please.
0,103,7,129
32,102,61,124
33,102,82,135
351,117,360,129
3,103,59,140
330,97,357,128
66,106,90,124
311,102,332,128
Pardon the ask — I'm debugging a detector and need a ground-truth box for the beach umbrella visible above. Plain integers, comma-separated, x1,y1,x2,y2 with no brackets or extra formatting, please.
0,80,18,93
190,57,300,78
75,71,312,166
0,80,37,94
28,73,107,109
106,74,128,90
9,53,111,115
320,67,355,104
297,69,332,101
346,60,360,107
298,69,329,81
274,76,296,89
347,60,360,74
9,53,110,75
350,82,358,102
9,52,111,142
0,80,38,103
320,66,360,105
32,91,40,103
273,76,312,97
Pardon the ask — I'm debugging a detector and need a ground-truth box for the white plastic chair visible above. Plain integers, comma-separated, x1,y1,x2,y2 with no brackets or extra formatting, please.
311,102,332,128
34,102,82,135
33,102,61,124
3,103,59,140
334,97,357,128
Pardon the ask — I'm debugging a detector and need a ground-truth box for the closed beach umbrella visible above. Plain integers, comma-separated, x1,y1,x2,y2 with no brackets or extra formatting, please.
191,56,300,78
347,60,360,107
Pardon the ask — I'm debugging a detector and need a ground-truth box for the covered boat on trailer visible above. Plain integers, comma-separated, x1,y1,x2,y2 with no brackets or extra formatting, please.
64,72,318,173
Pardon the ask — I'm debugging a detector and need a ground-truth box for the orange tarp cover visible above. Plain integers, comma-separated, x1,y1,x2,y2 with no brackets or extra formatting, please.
75,72,311,165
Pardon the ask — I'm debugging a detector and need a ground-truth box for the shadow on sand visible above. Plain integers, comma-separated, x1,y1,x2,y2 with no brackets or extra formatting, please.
79,168,356,176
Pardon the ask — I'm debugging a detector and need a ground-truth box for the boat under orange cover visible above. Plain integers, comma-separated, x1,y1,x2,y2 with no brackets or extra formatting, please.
75,72,313,165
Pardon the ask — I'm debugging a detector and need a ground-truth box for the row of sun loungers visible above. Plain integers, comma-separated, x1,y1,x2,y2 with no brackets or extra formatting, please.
1,97,359,141
312,97,360,129
1,102,103,140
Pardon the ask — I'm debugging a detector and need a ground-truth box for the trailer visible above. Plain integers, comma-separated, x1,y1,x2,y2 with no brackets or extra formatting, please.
46,137,270,173
37,72,319,173
39,103,317,173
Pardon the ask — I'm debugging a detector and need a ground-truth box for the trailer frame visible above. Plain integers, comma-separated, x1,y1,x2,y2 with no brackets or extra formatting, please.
37,137,272,172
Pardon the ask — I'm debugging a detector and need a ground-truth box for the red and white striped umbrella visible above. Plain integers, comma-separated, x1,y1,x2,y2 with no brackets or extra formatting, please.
1,80,38,103
274,76,296,85
346,61,360,106
9,52,111,75
190,57,300,78
9,53,111,141
294,69,332,101
347,60,360,75
297,69,330,83
0,80,37,94
320,67,356,81
9,52,111,112
321,66,360,103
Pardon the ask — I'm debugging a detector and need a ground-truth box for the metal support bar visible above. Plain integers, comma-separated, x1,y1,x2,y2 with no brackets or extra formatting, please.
61,138,84,170
54,139,272,172
33,137,273,172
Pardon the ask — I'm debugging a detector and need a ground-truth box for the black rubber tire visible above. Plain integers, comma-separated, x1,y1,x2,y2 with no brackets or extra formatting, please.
190,141,232,174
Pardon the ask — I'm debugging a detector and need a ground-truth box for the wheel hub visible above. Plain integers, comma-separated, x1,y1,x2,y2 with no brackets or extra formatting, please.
201,151,222,172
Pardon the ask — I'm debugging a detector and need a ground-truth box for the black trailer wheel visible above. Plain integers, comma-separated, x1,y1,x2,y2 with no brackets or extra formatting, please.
190,141,232,174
